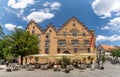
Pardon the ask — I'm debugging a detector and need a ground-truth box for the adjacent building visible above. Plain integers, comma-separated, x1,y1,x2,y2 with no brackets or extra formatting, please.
97,44,116,59
26,17,96,63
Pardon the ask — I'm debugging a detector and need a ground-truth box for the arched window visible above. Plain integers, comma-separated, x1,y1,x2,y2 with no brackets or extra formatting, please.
45,48,49,54
57,48,61,53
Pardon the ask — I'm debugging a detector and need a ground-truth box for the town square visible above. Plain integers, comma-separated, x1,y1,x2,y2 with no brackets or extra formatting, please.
0,62,120,77
0,0,120,77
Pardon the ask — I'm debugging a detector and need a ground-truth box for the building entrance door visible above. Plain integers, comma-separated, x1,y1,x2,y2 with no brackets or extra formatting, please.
63,50,70,54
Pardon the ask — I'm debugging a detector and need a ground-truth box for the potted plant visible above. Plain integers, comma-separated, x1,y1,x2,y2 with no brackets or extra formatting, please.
62,56,70,69
35,57,39,63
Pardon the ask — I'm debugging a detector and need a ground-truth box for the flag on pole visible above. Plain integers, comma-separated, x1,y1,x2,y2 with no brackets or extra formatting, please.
90,34,94,47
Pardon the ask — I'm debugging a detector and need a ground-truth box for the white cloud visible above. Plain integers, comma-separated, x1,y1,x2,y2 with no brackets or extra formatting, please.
43,2,51,7
50,2,61,10
4,7,21,17
43,2,61,10
4,23,23,31
8,0,34,9
6,1,61,23
40,8,51,13
101,17,120,32
30,8,36,12
92,0,120,18
97,35,120,42
26,11,54,23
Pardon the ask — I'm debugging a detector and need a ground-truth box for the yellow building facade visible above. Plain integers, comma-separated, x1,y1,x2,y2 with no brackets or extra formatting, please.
26,17,96,63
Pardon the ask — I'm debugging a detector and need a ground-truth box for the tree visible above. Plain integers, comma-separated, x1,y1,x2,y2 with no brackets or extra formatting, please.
111,48,120,60
0,36,11,59
11,29,39,64
101,55,106,64
62,56,70,68
0,25,4,59
0,25,4,38
1,29,39,64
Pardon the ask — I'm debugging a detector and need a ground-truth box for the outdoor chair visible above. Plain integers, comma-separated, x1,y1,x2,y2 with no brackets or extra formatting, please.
65,69,70,73
44,65,48,70
53,65,57,71
79,64,86,70
57,65,62,71
34,63,41,69
21,64,27,69
91,63,95,71
53,65,61,71
26,65,35,71
69,65,74,70
6,66,12,72
40,65,48,70
86,63,92,68
77,64,81,69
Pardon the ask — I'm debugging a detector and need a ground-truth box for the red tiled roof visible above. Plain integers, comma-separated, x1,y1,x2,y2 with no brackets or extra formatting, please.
101,45,116,52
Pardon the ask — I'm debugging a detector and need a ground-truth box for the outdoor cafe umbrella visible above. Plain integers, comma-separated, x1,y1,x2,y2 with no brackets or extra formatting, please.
79,53,96,56
30,54,48,57
54,54,74,59
30,54,49,63
54,54,74,57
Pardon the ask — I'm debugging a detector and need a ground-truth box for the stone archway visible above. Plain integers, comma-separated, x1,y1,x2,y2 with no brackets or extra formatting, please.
63,50,70,54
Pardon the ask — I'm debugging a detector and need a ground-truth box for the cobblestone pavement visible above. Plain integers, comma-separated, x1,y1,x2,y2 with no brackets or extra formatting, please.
0,62,120,77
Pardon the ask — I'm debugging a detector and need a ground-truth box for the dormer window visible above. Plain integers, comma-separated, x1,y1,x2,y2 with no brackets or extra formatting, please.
73,23,75,27
46,34,50,38
49,29,52,32
73,20,75,22
33,26,35,29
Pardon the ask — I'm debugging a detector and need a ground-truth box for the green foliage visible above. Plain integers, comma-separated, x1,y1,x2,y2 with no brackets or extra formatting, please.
11,29,39,56
0,25,4,38
35,57,39,63
111,48,120,57
0,25,4,58
62,56,70,68
5,53,15,62
101,55,106,63
83,57,86,62
0,36,13,59
0,29,39,64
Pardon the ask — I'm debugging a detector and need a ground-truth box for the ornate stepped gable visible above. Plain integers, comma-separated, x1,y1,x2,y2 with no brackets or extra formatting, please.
26,19,43,34
43,23,57,33
26,17,94,36
58,16,94,36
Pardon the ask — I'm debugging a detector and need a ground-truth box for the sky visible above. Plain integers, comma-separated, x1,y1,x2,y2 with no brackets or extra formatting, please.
0,0,120,46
